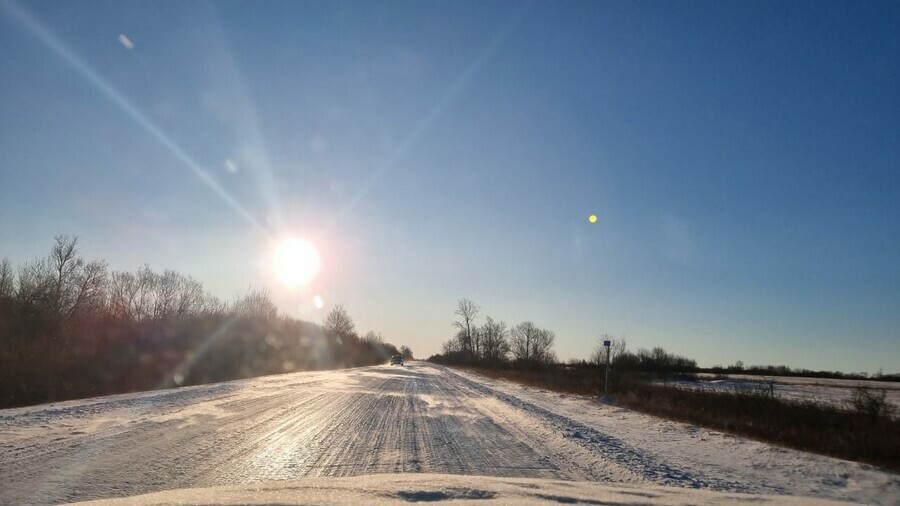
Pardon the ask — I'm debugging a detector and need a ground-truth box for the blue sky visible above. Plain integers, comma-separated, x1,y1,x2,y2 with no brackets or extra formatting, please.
1,0,898,373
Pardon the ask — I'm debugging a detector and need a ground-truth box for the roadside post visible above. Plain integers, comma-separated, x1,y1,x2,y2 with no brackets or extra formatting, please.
603,339,611,397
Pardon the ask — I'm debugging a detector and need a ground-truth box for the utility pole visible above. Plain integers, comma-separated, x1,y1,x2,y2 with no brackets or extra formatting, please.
603,339,611,396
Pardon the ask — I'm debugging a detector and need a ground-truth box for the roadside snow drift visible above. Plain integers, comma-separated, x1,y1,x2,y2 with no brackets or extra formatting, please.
1,362,897,505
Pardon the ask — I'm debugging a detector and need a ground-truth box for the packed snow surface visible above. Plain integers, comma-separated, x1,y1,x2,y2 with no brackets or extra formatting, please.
1,362,897,505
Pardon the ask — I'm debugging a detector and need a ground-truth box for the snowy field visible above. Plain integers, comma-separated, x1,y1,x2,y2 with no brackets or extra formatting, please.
1,362,897,505
665,374,900,412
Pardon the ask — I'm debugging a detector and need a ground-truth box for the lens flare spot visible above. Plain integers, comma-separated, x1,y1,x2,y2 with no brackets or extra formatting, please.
118,33,134,50
273,238,320,287
589,214,598,224
313,294,324,309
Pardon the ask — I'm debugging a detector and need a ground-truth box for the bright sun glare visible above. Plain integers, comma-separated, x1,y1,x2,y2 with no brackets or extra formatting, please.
273,238,320,287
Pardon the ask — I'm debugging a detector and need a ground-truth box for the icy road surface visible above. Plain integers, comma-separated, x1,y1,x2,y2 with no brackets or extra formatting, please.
1,362,897,505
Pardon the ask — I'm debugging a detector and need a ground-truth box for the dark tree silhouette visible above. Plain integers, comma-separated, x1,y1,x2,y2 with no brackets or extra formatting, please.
453,298,479,358
0,237,414,409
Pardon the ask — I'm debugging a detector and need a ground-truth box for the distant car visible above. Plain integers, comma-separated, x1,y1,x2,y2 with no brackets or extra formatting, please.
390,355,404,366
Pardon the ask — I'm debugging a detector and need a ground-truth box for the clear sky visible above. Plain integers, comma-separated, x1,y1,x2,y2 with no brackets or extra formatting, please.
1,0,898,373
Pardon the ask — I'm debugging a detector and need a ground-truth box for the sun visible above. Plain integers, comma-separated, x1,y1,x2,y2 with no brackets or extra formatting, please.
273,237,320,287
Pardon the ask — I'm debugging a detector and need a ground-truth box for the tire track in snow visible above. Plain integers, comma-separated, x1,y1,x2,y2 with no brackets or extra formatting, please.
445,367,752,493
3,362,757,505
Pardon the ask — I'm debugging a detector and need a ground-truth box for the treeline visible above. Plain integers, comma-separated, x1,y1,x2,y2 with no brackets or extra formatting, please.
427,299,696,377
427,299,897,471
427,300,895,384
586,342,697,377
0,236,411,408
700,362,900,383
428,299,556,368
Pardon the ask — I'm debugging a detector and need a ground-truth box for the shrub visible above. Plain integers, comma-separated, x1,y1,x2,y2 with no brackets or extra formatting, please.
458,365,900,472
849,387,894,420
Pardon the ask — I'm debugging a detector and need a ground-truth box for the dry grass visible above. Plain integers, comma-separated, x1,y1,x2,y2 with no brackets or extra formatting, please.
465,365,900,473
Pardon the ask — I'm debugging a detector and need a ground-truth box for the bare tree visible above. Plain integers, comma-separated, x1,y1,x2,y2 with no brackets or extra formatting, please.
152,270,180,319
472,326,483,360
65,259,107,319
233,289,278,319
510,321,539,362
109,271,138,319
441,337,461,355
324,304,355,336
453,298,480,357
16,258,53,310
108,266,208,321
201,293,228,316
590,335,626,367
532,328,556,364
173,274,205,316
634,346,696,373
0,258,14,298
362,331,383,344
510,321,555,365
480,316,509,363
399,345,414,360
448,328,466,354
144,270,202,319
49,235,82,318
651,347,670,369
134,265,156,322
12,236,108,324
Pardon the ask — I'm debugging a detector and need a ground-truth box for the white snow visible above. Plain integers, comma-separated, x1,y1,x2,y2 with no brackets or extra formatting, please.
1,362,897,505
451,368,900,504
671,374,900,412
73,473,852,505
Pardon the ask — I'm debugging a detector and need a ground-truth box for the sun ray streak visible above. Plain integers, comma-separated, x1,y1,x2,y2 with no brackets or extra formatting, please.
1,0,269,238
326,3,534,231
206,5,286,234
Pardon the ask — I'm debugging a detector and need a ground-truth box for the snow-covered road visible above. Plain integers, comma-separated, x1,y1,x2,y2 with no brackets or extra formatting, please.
1,362,897,505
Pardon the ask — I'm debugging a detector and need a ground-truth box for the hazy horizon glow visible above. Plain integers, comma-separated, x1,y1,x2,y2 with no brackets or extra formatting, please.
1,0,898,373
